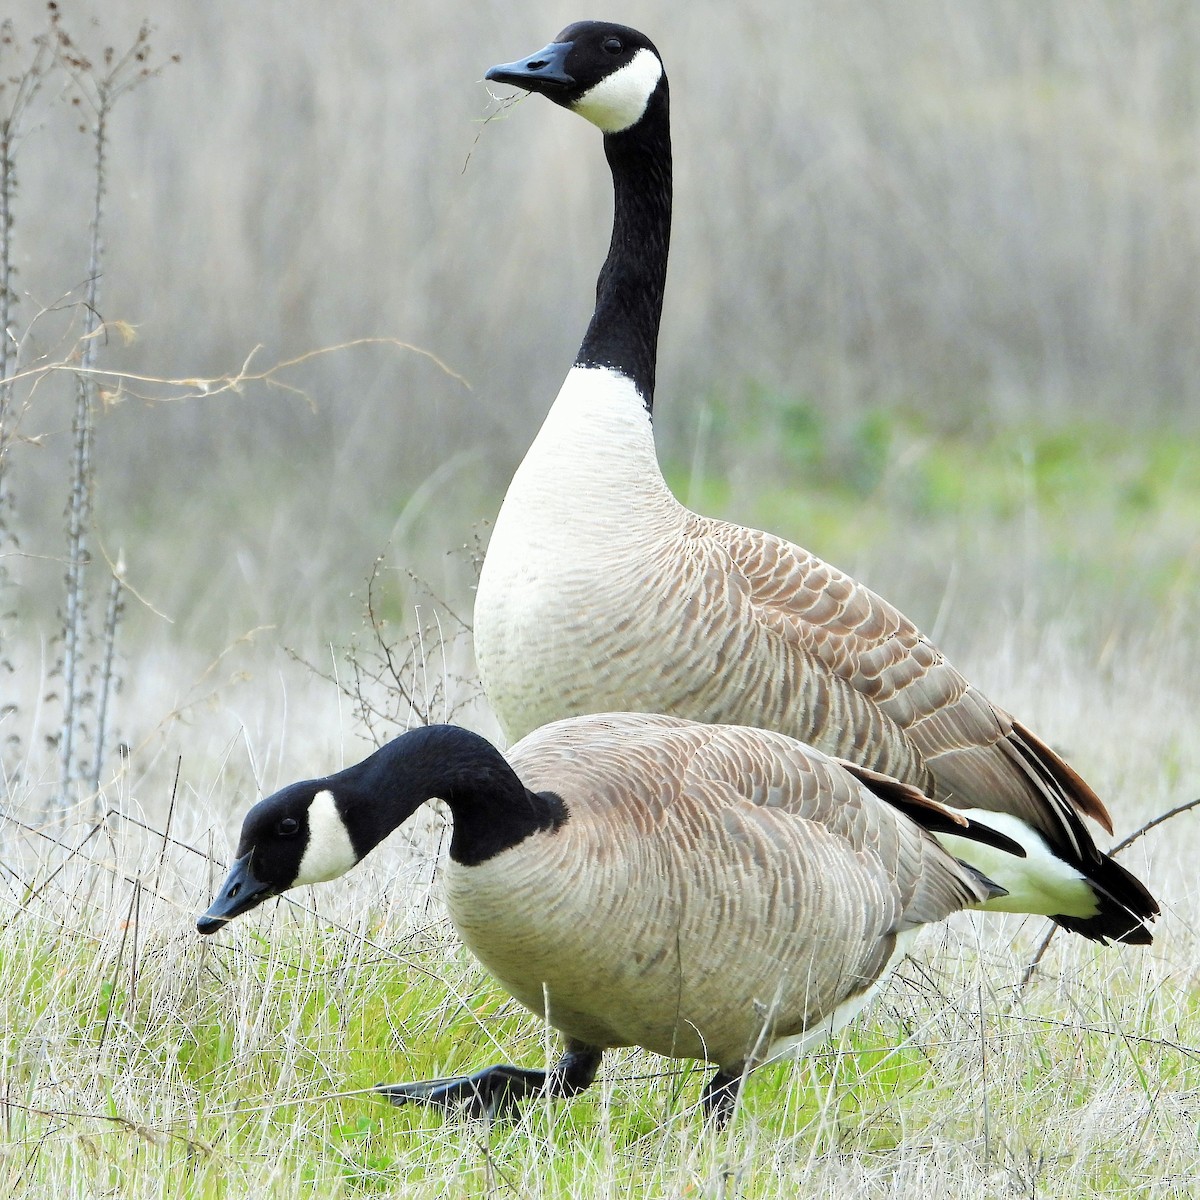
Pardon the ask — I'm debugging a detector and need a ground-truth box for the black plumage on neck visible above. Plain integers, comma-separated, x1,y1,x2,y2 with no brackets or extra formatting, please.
574,83,672,414
332,725,568,869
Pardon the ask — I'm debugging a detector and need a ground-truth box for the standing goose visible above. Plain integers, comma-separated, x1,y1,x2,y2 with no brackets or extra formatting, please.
197,714,1018,1122
474,22,1157,944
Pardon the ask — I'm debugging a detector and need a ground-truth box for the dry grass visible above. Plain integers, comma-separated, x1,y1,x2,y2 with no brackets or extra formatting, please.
1,2,1198,1194
1,596,1197,1197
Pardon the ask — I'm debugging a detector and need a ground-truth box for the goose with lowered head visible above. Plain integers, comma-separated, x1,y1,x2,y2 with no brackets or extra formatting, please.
474,21,1157,946
197,714,1019,1123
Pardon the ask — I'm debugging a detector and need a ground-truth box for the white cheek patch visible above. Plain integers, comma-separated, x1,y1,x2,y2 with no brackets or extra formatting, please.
294,789,358,885
571,48,663,133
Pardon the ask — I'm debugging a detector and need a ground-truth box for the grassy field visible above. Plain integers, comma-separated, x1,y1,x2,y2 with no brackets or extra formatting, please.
2,1,1199,1195
2,423,1197,1196
2,878,1196,1197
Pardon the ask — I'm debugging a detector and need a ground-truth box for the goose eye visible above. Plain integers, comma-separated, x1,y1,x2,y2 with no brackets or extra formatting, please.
602,37,624,55
277,817,299,837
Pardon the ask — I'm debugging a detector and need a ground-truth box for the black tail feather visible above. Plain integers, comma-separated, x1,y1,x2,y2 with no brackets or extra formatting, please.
1050,848,1158,945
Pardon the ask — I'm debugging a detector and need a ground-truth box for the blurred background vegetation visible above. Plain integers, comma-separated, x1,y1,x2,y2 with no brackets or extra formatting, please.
0,10,1195,1187
2,0,1198,802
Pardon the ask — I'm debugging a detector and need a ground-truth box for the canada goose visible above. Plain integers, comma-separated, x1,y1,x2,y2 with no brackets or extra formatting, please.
197,714,1019,1122
474,22,1157,944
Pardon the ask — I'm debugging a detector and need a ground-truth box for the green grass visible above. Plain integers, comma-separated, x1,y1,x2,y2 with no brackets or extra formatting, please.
3,416,1197,1196
3,884,1197,1197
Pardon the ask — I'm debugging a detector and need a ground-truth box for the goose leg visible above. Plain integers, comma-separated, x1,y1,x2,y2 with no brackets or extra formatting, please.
377,1042,602,1119
700,1066,744,1128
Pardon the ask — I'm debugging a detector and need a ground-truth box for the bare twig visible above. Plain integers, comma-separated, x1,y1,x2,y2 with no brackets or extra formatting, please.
461,87,528,176
290,552,478,747
0,15,58,470
0,12,63,760
0,1098,212,1155
87,552,124,795
51,17,175,802
1108,796,1200,856
0,334,471,403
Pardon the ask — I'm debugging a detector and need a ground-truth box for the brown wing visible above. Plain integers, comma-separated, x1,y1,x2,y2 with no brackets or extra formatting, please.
510,713,996,928
697,516,1115,851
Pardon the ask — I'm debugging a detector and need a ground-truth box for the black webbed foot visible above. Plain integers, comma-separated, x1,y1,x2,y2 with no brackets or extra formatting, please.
377,1064,548,1118
377,1043,602,1121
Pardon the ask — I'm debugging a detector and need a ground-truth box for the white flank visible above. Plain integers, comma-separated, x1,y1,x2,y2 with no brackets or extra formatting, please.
294,789,358,885
571,48,663,133
935,809,1098,918
762,928,919,1063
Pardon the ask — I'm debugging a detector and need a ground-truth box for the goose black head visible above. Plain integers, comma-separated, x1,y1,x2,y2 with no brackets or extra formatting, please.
196,780,358,934
486,21,666,134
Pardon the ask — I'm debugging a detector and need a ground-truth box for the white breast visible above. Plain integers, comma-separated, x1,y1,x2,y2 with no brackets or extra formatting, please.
475,366,687,738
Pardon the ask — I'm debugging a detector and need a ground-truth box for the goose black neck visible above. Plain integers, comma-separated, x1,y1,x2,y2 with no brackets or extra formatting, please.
334,725,567,869
574,85,672,413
